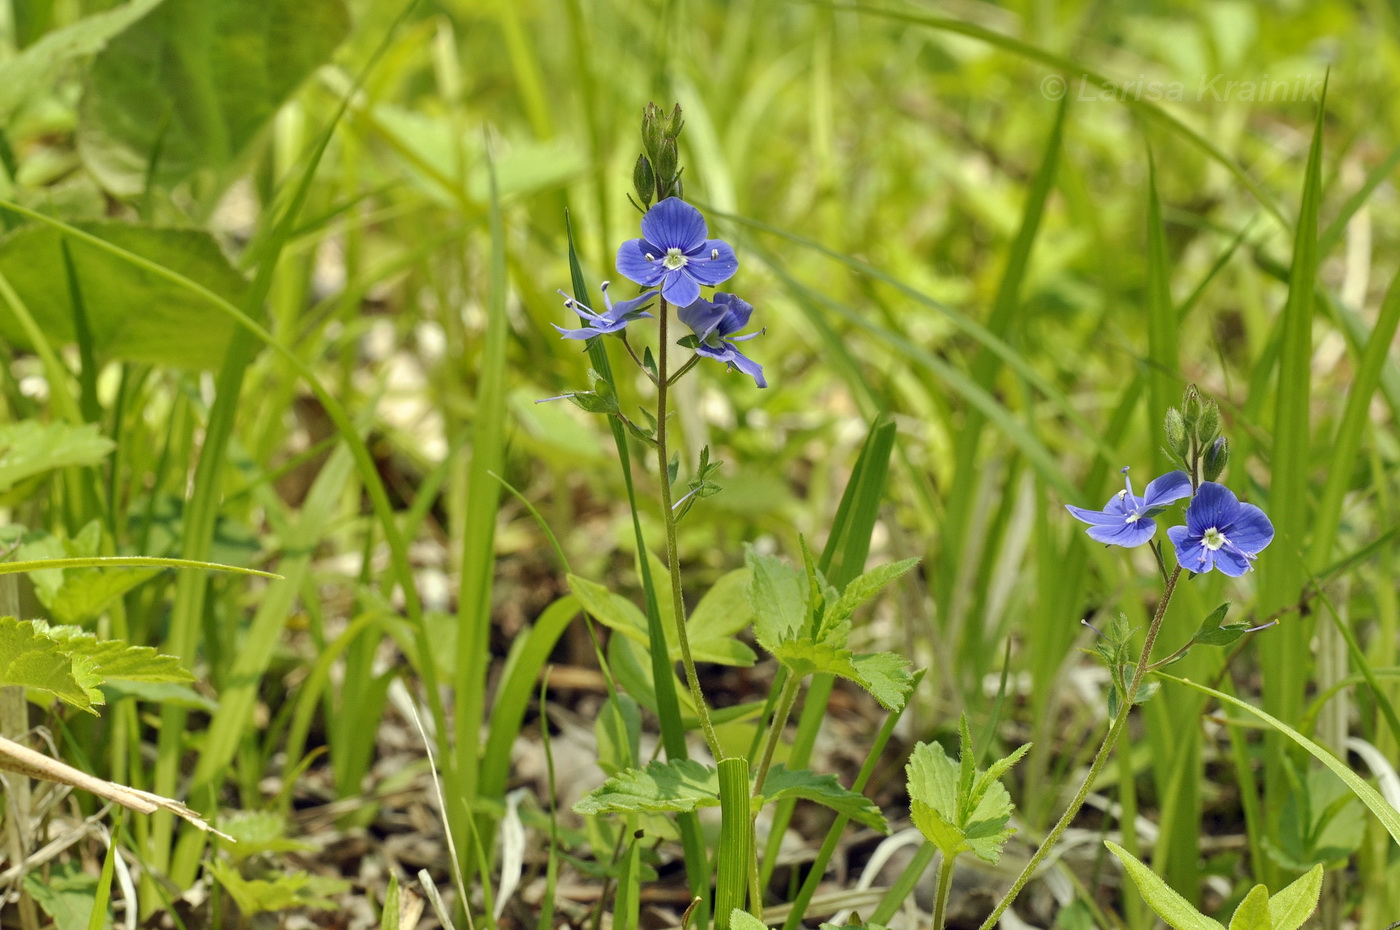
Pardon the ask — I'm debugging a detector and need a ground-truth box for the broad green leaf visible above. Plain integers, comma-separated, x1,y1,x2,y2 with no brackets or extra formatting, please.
746,549,808,651
569,573,754,667
822,558,919,640
688,568,757,655
77,0,350,194
101,679,217,711
596,693,642,776
1267,865,1323,930
1228,885,1270,930
771,640,912,711
760,765,887,832
0,421,113,493
0,0,162,120
0,616,97,711
731,911,767,930
0,224,249,370
1105,842,1224,930
574,759,720,816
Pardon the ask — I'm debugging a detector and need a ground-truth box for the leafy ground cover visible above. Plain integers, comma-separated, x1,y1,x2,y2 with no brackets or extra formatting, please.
1,1,1398,929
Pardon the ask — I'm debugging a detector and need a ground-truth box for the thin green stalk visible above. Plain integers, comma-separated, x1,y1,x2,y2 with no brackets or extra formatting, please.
931,856,955,930
753,673,801,795
654,296,723,762
978,566,1183,930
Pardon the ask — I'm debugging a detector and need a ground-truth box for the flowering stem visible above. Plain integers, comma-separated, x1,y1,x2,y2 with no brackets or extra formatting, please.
655,296,724,762
932,855,956,930
978,565,1183,930
667,354,703,387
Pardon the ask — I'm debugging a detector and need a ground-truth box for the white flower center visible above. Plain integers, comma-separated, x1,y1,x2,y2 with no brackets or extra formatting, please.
662,247,688,270
1125,513,1140,523
1203,527,1227,551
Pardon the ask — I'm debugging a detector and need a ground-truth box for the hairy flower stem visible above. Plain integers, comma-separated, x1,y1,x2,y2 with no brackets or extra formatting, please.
979,565,1183,930
655,296,724,762
753,673,801,795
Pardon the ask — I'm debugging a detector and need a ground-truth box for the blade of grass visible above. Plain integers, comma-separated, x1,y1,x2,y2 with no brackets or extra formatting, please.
1256,81,1327,882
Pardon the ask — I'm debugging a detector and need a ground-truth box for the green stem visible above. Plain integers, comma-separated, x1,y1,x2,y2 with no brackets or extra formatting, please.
753,673,801,795
655,296,724,761
978,565,1183,930
931,855,955,930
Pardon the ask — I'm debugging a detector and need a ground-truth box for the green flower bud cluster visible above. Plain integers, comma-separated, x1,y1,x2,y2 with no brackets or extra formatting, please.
633,102,685,208
1165,385,1230,486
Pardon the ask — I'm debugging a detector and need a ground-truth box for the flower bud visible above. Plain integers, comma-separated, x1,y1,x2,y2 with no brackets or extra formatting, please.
633,154,655,207
654,138,679,188
1197,401,1222,449
1203,436,1230,482
666,103,684,138
1165,407,1188,461
642,102,666,155
1182,385,1202,432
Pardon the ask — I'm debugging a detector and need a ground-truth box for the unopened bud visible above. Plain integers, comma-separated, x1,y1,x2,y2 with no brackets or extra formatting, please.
1203,437,1230,482
1182,385,1203,431
1197,401,1222,448
1165,407,1188,461
642,102,665,154
633,155,655,207
654,138,679,188
666,103,684,138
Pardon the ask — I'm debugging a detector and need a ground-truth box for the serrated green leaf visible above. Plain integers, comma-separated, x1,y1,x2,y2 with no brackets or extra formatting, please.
686,568,757,666
1105,842,1225,930
574,759,720,817
0,421,113,493
822,558,919,640
1228,885,1271,930
746,549,808,652
1267,865,1323,930
771,640,912,710
77,0,350,194
23,860,111,930
42,623,194,683
207,861,347,914
0,616,96,711
218,811,316,862
730,911,766,930
760,764,887,832
906,737,1023,863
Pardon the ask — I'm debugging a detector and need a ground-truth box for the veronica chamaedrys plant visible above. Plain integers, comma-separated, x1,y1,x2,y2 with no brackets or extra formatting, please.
1067,467,1190,547
981,386,1275,930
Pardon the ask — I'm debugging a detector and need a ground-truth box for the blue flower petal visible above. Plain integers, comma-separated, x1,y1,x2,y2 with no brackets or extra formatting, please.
1184,482,1239,535
1228,502,1274,553
678,298,726,340
724,345,767,388
1065,503,1127,526
1211,547,1253,577
616,240,666,288
641,198,708,253
711,292,753,332
1142,471,1192,509
1087,518,1157,547
661,272,701,308
684,241,739,287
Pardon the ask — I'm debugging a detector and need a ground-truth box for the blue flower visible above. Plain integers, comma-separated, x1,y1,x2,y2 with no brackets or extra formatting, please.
678,293,767,388
616,198,738,307
1066,468,1192,547
1167,481,1273,576
553,282,656,340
